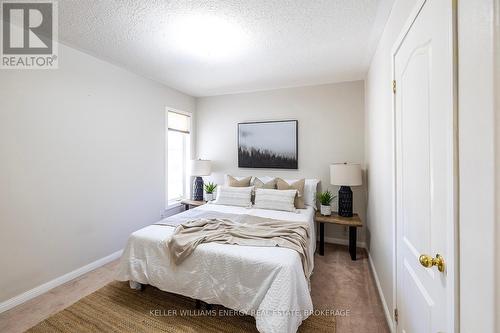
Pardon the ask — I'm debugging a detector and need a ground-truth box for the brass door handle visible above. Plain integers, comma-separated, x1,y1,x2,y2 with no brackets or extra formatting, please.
419,253,445,272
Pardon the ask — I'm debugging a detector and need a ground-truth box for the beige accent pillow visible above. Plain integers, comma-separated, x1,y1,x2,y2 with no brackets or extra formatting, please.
276,178,306,209
226,175,252,187
253,177,277,189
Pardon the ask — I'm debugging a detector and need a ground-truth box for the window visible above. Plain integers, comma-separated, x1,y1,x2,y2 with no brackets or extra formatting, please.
167,110,191,205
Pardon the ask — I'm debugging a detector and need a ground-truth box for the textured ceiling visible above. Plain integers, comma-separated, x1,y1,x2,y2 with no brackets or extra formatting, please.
59,0,394,97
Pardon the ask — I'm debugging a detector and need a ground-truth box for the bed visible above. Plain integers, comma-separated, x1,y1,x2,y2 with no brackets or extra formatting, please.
116,203,316,333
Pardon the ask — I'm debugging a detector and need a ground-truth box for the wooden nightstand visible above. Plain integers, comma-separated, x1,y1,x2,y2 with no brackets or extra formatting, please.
314,211,363,260
180,199,206,211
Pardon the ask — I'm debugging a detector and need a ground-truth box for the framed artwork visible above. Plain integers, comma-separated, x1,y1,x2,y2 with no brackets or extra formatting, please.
238,120,298,169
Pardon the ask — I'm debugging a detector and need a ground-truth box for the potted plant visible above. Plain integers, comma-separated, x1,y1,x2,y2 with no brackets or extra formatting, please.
317,190,335,216
204,182,217,201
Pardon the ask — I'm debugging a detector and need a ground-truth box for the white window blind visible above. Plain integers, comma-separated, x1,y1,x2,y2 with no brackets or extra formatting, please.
168,111,190,133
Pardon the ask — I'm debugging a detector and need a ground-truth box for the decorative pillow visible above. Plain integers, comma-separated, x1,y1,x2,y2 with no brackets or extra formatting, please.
246,177,276,203
251,176,275,184
213,186,253,207
226,175,252,187
253,177,277,189
283,178,320,208
276,178,306,209
254,188,297,212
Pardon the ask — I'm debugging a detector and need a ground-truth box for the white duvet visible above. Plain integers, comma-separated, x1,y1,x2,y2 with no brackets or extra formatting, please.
116,203,316,333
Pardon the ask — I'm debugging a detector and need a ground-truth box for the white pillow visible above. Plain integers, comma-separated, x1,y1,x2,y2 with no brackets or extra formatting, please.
213,185,253,207
282,178,320,208
253,188,297,212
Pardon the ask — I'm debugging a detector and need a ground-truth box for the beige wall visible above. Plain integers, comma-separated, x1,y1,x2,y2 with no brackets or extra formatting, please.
196,81,365,242
0,43,195,303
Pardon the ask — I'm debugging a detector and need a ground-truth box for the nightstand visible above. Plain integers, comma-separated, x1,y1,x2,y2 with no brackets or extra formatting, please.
314,211,363,260
180,199,206,211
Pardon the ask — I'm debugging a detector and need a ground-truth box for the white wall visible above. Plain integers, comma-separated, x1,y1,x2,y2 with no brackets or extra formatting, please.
366,0,499,331
458,0,497,332
364,0,421,325
0,43,195,303
496,1,500,329
196,81,365,241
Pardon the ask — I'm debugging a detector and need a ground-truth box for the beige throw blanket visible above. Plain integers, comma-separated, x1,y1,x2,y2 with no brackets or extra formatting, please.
163,214,312,279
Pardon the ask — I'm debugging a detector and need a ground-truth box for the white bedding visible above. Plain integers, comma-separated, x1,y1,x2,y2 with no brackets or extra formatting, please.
116,203,316,333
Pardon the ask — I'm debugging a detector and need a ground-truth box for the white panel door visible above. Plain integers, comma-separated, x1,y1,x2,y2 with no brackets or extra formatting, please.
394,1,455,332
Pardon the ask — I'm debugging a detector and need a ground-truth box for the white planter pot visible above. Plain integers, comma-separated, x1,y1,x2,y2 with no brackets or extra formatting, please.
205,193,214,201
320,205,331,216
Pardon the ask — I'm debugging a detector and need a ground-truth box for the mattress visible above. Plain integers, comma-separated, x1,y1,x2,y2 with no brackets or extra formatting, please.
116,203,316,333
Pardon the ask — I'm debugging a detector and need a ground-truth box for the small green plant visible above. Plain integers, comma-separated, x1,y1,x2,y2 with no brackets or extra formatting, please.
317,190,336,205
204,182,217,194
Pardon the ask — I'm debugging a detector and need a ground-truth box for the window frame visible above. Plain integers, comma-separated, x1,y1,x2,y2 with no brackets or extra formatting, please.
165,108,192,209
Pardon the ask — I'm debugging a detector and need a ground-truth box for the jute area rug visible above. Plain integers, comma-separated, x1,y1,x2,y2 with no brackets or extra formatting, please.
26,281,336,332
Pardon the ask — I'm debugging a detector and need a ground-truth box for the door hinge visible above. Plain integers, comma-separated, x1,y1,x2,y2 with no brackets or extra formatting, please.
392,80,396,94
394,308,399,324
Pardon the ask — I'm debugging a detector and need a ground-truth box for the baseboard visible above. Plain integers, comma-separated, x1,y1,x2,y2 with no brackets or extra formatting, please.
0,249,123,314
368,252,395,333
324,236,366,248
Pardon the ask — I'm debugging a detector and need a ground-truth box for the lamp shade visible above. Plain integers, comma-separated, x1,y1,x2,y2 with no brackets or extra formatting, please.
330,163,362,186
190,159,211,176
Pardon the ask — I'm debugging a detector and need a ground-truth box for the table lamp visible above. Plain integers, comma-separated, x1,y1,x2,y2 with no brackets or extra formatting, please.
190,159,211,201
330,163,362,217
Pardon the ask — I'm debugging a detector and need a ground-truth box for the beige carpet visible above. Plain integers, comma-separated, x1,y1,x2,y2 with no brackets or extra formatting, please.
26,281,335,333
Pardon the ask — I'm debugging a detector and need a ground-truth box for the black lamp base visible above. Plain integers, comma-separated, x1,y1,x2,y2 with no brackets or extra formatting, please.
192,176,204,201
338,186,353,217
